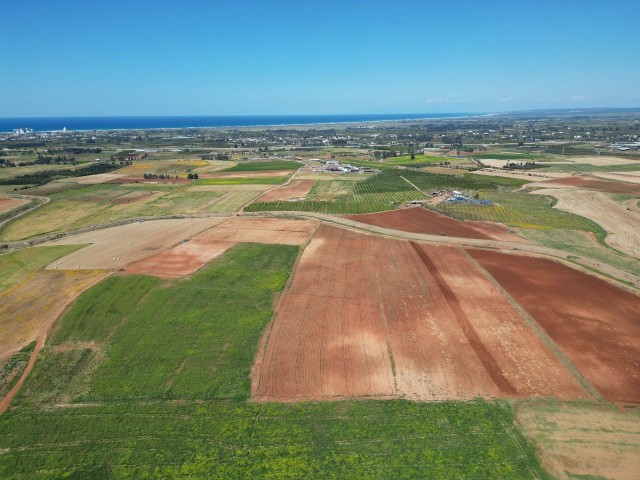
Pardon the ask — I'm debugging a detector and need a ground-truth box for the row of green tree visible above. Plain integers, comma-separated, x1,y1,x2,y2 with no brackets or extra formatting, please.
0,161,130,186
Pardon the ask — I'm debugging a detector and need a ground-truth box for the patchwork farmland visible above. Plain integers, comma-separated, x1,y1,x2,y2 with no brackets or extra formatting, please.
1,125,640,479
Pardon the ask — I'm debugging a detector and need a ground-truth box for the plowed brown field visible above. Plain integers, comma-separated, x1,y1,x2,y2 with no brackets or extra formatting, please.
543,176,640,195
125,240,236,277
468,249,640,404
0,198,28,214
192,217,317,245
252,225,585,401
258,179,315,201
345,207,522,242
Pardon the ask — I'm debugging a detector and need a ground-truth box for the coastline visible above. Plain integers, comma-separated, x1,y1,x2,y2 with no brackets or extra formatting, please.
0,113,486,134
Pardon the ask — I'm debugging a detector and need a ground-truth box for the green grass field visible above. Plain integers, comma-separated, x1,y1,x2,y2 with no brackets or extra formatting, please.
0,244,549,478
223,160,302,172
194,177,286,185
0,399,548,479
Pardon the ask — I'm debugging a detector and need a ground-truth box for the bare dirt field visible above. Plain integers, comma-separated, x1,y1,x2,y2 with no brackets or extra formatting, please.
516,401,640,480
345,207,524,242
71,173,126,184
592,170,640,184
257,179,316,201
469,249,640,404
43,218,226,270
192,217,317,245
199,170,294,179
562,155,640,166
473,169,571,181
0,197,28,214
530,187,640,257
252,225,585,402
0,270,106,359
125,240,236,277
542,176,640,195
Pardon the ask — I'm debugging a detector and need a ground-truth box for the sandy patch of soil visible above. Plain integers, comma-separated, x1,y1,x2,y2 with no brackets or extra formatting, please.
192,217,317,245
258,180,316,201
542,176,640,195
530,187,640,257
42,218,226,270
473,168,572,181
71,173,126,185
563,155,640,166
252,225,585,402
125,240,236,277
469,249,640,404
592,170,640,184
516,401,640,480
346,206,525,242
0,197,28,214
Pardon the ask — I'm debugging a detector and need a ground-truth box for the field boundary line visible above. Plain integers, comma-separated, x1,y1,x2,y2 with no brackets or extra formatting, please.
0,194,49,231
462,250,606,402
250,222,317,400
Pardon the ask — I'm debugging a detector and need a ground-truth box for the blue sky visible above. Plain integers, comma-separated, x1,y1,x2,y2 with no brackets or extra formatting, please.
1,0,638,116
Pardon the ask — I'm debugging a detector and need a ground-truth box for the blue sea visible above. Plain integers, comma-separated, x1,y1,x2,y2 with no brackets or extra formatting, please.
0,113,475,133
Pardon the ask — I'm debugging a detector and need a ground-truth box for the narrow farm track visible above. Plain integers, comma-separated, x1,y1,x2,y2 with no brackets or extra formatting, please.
0,273,108,415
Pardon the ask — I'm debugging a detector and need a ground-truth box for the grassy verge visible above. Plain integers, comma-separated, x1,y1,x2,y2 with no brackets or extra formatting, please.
0,342,36,399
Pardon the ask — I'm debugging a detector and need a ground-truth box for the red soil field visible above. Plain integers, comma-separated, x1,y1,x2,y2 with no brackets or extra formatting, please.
345,207,522,242
258,179,316,201
0,198,27,214
252,225,585,402
199,170,293,179
468,249,640,404
125,240,235,277
543,176,640,195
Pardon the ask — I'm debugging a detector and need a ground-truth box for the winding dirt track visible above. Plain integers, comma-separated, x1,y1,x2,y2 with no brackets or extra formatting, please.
0,273,107,415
